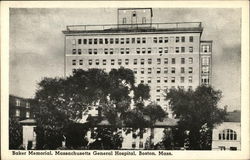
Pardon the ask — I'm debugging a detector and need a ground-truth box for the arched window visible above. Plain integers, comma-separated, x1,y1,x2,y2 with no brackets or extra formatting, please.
218,129,237,140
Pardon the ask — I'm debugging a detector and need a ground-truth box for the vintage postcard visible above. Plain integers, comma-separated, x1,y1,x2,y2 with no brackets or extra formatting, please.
1,1,249,160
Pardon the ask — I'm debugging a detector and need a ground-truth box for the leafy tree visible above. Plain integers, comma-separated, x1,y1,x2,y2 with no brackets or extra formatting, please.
166,85,227,150
9,118,23,149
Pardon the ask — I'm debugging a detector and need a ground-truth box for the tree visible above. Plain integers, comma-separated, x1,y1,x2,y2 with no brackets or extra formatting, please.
166,85,227,150
9,118,23,149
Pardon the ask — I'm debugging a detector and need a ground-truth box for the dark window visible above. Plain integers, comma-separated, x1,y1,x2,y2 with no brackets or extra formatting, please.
83,39,87,44
99,38,103,44
78,39,82,44
189,36,193,42
115,38,119,44
72,49,76,54
105,38,109,44
94,39,98,44
181,36,185,42
89,39,92,44
78,49,81,55
181,47,185,53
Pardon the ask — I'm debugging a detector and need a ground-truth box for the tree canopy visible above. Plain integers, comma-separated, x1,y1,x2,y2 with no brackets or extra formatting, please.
165,85,227,150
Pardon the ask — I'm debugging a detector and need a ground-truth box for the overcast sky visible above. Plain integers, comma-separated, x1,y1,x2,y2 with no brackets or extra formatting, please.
9,8,241,111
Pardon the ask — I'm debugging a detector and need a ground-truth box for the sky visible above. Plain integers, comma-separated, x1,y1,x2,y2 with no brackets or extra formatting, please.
9,8,241,111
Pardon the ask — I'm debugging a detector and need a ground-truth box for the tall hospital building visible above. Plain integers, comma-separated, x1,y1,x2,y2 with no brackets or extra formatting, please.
63,8,212,115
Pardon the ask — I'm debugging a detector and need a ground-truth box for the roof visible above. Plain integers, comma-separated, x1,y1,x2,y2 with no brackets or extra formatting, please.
19,119,36,125
154,117,178,127
225,110,241,122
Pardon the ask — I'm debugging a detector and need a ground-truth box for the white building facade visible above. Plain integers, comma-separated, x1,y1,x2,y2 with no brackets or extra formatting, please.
63,8,212,117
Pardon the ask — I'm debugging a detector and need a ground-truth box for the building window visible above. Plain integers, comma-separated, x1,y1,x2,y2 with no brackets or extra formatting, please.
88,59,92,65
140,77,144,84
181,58,185,64
110,48,114,54
111,59,115,65
122,18,126,24
132,11,136,17
156,95,160,102
157,68,161,74
99,38,103,44
159,37,163,43
118,59,122,65
153,37,157,43
175,47,180,53
115,38,119,44
181,47,185,53
141,59,145,65
171,77,175,83
157,77,161,83
141,68,144,74
189,47,193,53
72,60,76,65
219,129,237,140
202,57,210,65
157,58,161,65
110,38,114,44
103,59,107,65
142,17,146,24
132,38,135,44
171,67,175,74
148,68,152,74
134,68,137,74
94,49,97,55
26,111,30,118
164,47,168,53
164,77,168,83
164,58,168,64
134,59,137,65
125,59,129,65
142,48,146,54
72,49,76,54
104,48,108,54
201,76,210,84
15,109,20,117
120,38,124,44
126,38,130,44
105,38,109,44
132,142,136,149
181,36,185,42
83,39,87,44
188,67,193,74
95,59,99,65
189,57,193,64
156,86,161,92
136,48,140,54
188,76,192,83
139,142,144,148
202,66,209,73
137,38,141,44
88,49,92,55
189,36,194,42
94,38,98,44
176,37,180,43
16,99,21,106
164,67,168,74
202,45,210,52
230,147,237,150
148,58,152,64
89,39,92,44
159,47,163,54
218,146,226,150
172,58,176,64
78,39,82,44
148,48,152,54
142,37,146,43
120,48,124,54
72,39,76,45
148,77,152,83
181,67,185,73
164,37,169,43
79,60,83,65
180,77,185,83
26,102,30,108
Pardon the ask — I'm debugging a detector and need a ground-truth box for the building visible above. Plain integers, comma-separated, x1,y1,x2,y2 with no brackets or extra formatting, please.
9,95,33,120
62,8,212,117
212,110,241,150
